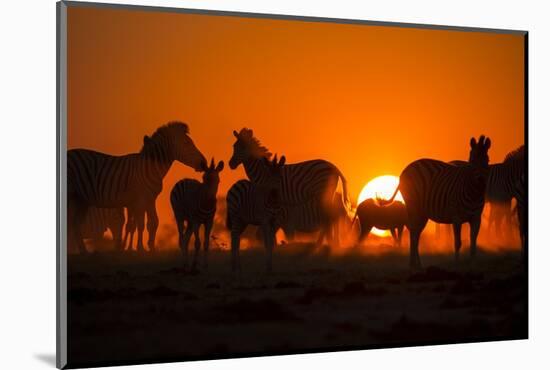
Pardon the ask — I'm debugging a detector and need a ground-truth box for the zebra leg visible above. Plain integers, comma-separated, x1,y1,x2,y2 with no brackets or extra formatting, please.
408,219,427,269
146,205,159,252
176,218,185,252
397,226,404,248
203,221,212,271
358,224,372,245
409,229,421,269
452,223,462,261
73,203,88,255
180,221,193,269
469,216,481,258
230,226,244,274
390,228,398,247
123,208,136,251
191,223,201,271
128,229,135,251
316,228,326,248
110,226,123,252
262,224,274,273
109,216,124,252
135,210,146,252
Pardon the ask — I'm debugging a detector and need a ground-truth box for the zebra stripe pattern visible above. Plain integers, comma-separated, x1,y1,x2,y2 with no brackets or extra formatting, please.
278,193,348,245
226,156,285,273
69,207,125,253
80,207,125,240
229,128,350,246
170,159,224,270
67,121,206,253
504,147,526,255
383,136,491,268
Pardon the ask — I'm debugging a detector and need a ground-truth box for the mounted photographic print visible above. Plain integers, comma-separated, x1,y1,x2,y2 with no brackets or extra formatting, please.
56,1,528,368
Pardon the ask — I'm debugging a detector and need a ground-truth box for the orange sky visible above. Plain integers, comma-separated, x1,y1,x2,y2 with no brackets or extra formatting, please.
67,5,525,233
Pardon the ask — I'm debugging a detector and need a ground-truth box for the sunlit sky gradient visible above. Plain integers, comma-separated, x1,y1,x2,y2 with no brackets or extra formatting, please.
67,6,525,232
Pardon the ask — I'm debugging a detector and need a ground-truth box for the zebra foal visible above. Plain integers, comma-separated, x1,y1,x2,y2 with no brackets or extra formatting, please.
170,159,224,270
226,155,285,273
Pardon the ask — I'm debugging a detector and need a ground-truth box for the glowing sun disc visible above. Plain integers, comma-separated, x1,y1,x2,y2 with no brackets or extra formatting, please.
357,175,404,237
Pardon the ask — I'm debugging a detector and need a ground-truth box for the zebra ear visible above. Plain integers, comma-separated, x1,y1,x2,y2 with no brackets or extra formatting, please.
279,155,286,167
485,138,491,150
210,158,215,169
470,137,476,148
216,161,224,172
233,130,239,138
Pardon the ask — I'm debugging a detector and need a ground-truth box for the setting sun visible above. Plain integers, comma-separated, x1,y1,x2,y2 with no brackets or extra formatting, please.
357,175,404,237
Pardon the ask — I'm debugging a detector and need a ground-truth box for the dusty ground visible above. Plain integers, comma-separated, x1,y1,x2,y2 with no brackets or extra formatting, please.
67,242,527,368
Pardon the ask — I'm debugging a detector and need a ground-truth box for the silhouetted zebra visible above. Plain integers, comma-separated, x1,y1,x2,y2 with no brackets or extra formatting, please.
503,147,526,254
513,173,526,255
226,155,285,273
72,207,125,253
449,151,523,240
352,198,408,247
170,159,224,270
485,146,524,237
277,193,349,247
381,136,491,268
68,121,206,253
229,128,350,246
122,207,136,251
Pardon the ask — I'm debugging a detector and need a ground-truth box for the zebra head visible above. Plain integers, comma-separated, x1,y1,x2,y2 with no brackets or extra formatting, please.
469,135,491,168
229,128,272,169
200,158,225,188
262,154,286,208
144,121,207,171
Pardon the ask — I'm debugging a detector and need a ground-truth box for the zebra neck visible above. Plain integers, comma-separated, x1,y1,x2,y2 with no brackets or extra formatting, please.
139,153,174,185
467,167,488,199
243,156,270,184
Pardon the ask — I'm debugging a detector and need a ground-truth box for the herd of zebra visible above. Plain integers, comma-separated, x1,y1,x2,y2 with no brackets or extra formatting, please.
67,121,526,271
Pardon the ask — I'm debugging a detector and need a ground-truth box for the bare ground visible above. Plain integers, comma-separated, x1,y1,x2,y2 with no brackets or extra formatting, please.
66,243,527,368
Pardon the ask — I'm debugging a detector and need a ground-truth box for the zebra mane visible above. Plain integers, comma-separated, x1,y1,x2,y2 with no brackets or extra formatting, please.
141,121,189,153
238,128,272,159
504,145,524,163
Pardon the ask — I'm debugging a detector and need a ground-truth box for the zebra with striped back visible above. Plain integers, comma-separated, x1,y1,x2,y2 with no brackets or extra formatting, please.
450,146,524,239
381,136,491,268
485,146,524,238
226,155,286,273
229,128,350,247
504,147,526,255
170,158,224,270
277,192,349,247
68,121,206,254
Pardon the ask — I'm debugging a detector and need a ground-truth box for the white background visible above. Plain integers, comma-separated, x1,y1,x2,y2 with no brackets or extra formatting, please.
1,0,548,369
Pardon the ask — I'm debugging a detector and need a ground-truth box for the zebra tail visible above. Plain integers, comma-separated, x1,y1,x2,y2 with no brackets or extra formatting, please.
335,168,351,211
378,183,400,206
351,208,359,226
